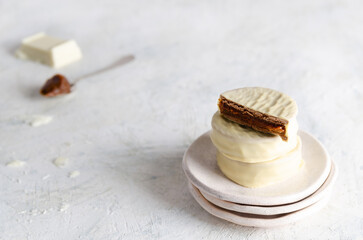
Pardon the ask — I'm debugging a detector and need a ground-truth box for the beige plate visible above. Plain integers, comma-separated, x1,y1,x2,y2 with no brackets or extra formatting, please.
198,162,337,215
183,130,331,206
188,183,331,228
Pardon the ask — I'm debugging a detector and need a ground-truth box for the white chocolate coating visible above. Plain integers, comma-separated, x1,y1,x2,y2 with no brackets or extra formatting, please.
221,87,297,120
221,87,298,138
217,137,304,188
211,111,298,163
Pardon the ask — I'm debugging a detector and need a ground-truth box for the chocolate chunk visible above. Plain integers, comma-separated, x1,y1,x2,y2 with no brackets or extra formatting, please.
40,74,71,97
218,96,289,141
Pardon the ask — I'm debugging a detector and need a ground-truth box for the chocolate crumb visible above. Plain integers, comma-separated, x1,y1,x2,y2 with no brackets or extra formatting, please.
40,74,71,97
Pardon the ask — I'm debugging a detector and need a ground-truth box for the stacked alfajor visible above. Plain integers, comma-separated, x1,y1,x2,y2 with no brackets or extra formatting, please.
210,87,303,188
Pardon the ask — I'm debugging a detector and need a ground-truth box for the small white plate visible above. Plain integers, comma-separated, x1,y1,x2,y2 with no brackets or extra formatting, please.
183,130,331,206
198,162,337,215
188,183,331,228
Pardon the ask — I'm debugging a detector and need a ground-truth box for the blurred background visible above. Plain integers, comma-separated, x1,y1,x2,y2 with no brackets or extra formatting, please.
0,0,362,239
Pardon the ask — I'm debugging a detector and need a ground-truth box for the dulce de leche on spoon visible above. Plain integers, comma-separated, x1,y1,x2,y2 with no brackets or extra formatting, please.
40,55,135,97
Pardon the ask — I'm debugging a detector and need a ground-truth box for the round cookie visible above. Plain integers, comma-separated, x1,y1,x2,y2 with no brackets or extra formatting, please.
220,87,298,138
217,137,303,188
210,112,298,163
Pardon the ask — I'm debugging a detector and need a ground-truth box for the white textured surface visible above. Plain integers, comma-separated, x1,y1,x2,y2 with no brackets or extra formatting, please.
221,87,297,119
0,0,362,239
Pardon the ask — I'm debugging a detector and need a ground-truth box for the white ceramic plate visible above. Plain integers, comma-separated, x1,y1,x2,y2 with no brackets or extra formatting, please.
197,161,337,215
188,183,331,228
183,130,331,206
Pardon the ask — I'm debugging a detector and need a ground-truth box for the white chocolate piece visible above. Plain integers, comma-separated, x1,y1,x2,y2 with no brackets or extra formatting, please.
217,137,304,188
16,33,82,68
6,160,26,168
53,157,68,168
211,112,298,163
22,115,53,127
59,203,70,212
68,170,80,178
221,87,298,138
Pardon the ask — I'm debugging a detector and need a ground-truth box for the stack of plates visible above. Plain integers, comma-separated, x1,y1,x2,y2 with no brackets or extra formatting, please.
183,130,337,227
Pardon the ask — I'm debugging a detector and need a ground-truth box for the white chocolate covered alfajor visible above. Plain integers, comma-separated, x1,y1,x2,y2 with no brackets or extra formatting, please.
211,112,299,163
218,87,298,140
216,138,303,188
211,87,303,188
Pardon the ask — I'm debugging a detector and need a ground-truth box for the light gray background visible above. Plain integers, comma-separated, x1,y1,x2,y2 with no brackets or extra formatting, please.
0,0,362,239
